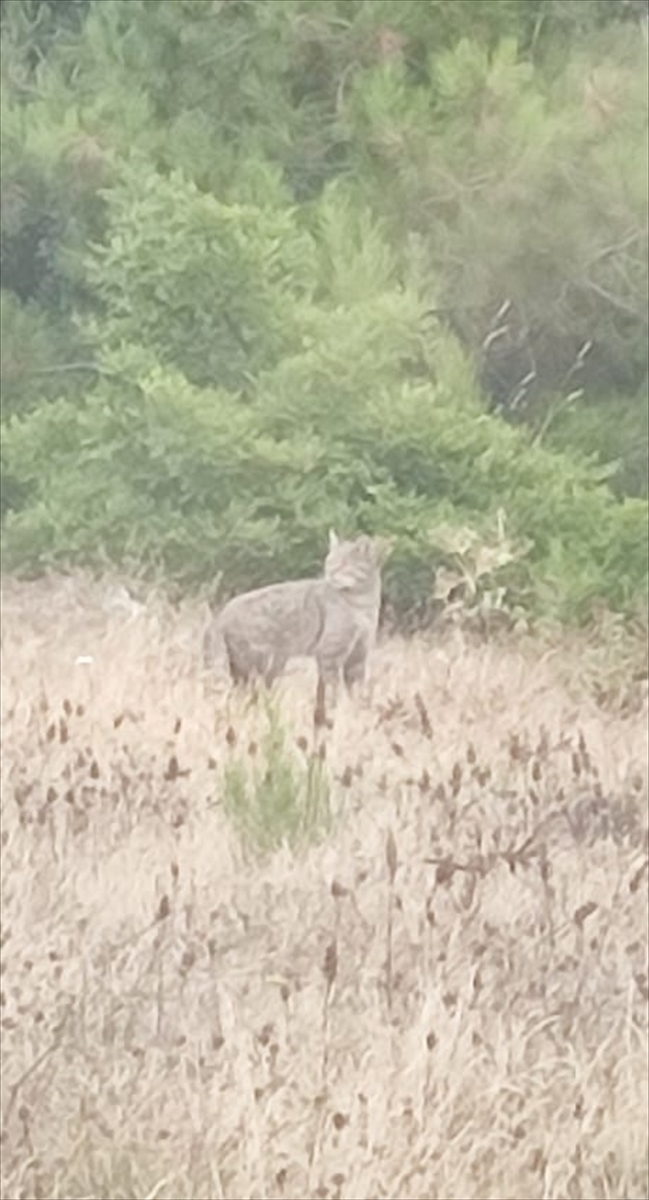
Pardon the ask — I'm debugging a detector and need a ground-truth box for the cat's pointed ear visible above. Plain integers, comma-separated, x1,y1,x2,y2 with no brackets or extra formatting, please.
375,535,394,563
328,529,339,550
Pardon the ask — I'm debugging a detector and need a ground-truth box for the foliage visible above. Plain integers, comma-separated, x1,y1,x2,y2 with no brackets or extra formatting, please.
0,78,112,309
0,288,91,416
220,701,332,853
2,328,647,623
80,160,316,392
544,387,649,499
430,512,533,633
1,0,647,627
342,27,648,408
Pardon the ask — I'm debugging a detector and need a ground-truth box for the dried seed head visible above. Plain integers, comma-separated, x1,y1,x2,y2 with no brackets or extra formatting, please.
509,733,521,761
629,861,648,893
323,940,338,988
180,949,196,974
436,859,455,886
386,829,398,884
635,974,649,1001
165,755,180,781
414,692,433,739
574,902,597,928
331,880,349,899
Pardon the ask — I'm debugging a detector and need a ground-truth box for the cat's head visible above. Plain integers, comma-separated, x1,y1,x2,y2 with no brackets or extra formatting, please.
324,530,393,590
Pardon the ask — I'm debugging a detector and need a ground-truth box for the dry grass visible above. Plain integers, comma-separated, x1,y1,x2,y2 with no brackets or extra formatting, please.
1,573,648,1200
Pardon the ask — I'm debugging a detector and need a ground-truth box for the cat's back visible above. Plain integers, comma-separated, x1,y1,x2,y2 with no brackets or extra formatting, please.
219,577,320,622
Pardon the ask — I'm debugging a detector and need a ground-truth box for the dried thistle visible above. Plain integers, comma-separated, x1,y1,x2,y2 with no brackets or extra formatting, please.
323,939,338,992
574,901,597,928
321,938,338,1090
386,829,398,885
414,692,433,739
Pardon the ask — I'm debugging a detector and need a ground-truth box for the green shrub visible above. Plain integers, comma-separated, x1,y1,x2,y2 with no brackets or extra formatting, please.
343,28,648,405
79,160,316,393
0,81,112,308
2,1,647,629
0,289,92,419
544,389,649,499
2,334,646,624
220,702,332,854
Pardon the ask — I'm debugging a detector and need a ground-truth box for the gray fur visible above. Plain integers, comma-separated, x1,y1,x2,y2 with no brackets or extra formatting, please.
203,532,391,692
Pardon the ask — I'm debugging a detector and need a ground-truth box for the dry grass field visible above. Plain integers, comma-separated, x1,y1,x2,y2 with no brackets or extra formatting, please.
1,573,648,1200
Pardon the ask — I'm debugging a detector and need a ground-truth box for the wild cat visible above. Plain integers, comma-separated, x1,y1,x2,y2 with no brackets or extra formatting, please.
203,531,391,703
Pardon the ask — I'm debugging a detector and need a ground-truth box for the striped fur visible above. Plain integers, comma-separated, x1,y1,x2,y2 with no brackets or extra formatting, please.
203,531,390,694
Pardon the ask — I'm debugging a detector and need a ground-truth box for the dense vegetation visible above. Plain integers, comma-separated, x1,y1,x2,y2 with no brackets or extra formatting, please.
1,0,647,624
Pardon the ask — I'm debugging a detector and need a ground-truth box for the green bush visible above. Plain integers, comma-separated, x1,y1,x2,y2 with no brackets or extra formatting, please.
79,160,316,393
0,80,112,308
342,27,648,404
220,701,333,854
0,289,92,418
2,330,647,623
1,0,647,629
544,388,649,499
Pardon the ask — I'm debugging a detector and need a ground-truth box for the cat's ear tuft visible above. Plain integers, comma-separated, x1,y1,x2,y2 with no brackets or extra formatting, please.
375,536,394,563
